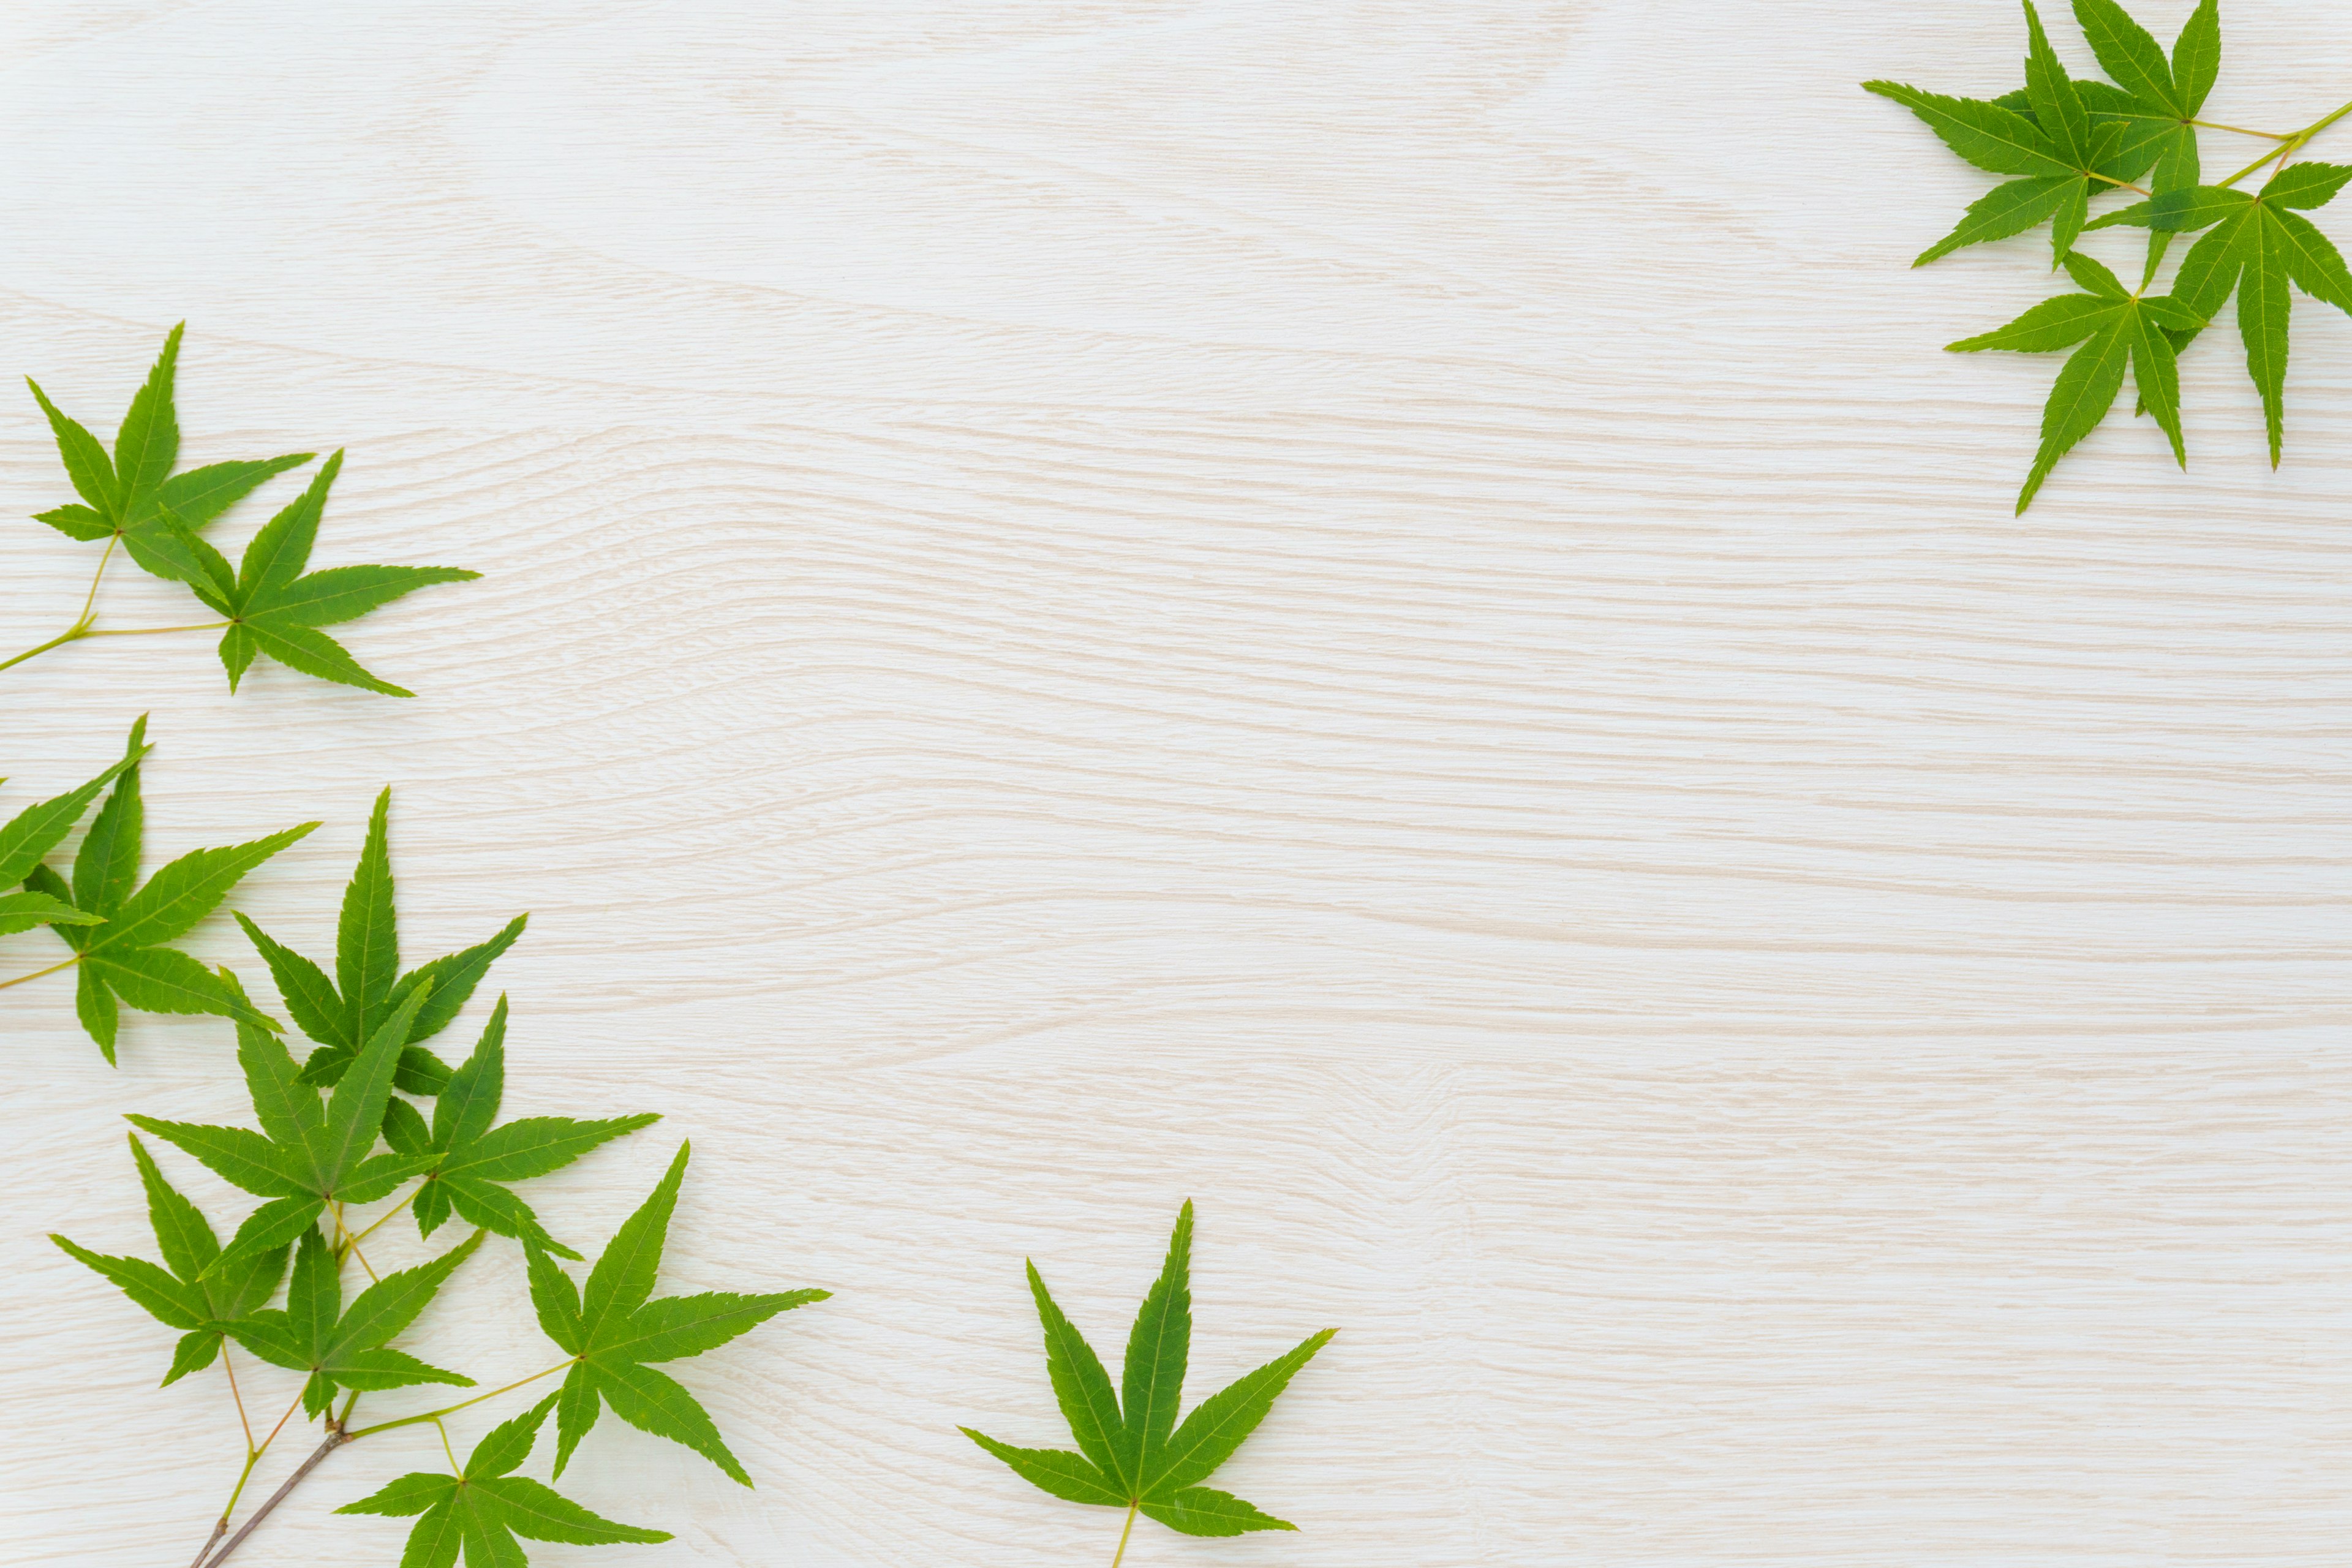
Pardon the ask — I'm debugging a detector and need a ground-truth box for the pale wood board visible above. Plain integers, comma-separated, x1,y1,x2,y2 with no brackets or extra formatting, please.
2,2,2348,1564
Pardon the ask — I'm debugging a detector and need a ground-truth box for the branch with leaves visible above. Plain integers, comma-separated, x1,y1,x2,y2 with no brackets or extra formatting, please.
8,326,476,693
36,788,826,1567
1865,0,2352,508
1,718,309,1058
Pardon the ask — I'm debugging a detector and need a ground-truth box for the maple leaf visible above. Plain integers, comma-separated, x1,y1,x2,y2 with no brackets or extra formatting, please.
151,449,477,697
338,1394,670,1568
23,323,313,584
225,1226,481,1419
962,1201,1336,1545
380,996,658,1259
236,786,526,1098
1865,2,2161,267
126,977,443,1278
48,1133,291,1387
0,717,148,941
2086,160,2352,464
522,1142,828,1485
1947,251,2207,510
23,717,312,1061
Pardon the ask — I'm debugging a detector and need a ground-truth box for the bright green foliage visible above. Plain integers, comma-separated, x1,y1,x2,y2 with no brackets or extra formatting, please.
524,1142,827,1485
1948,252,2208,508
1862,1,2193,267
2086,161,2352,462
21,718,311,1061
24,323,313,583
126,978,443,1278
48,1133,290,1387
236,787,526,1096
962,1201,1337,1542
382,997,658,1259
225,1227,481,1418
0,718,148,940
149,450,478,696
1866,0,2352,503
23,743,805,1563
2041,0,2218,281
339,1395,671,1568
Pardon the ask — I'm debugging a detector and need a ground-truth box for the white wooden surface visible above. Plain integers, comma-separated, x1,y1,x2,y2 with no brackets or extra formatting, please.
4,2,2349,1564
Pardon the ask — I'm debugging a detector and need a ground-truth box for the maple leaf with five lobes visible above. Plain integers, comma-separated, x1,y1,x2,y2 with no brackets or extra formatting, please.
1863,1,2169,268
2086,160,2352,464
126,976,443,1280
236,786,526,1099
21,717,312,1061
225,1226,482,1419
962,1200,1338,1542
153,448,477,698
24,322,314,584
524,1142,829,1486
339,1393,670,1568
49,1133,291,1388
1948,250,2207,510
0,717,149,941
381,995,659,1259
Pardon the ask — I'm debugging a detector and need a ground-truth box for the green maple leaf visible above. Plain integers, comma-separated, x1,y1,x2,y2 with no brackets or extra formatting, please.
380,995,658,1259
24,323,314,584
1948,250,2208,510
126,976,443,1278
235,786,526,1099
148,449,477,697
1994,0,2222,281
961,1201,1337,1543
1864,2,2163,267
23,718,312,1061
523,1142,828,1485
48,1133,291,1388
0,717,149,941
224,1226,481,1419
2086,160,2352,464
338,1394,670,1568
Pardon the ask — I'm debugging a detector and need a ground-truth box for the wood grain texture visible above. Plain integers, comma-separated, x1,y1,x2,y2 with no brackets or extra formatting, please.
2,2,2348,1563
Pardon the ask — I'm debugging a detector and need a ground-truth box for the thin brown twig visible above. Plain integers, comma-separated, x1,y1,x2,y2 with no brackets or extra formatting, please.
184,1518,227,1568
195,1423,349,1568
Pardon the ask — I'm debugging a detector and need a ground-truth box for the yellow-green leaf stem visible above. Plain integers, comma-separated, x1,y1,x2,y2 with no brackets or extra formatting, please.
2219,97,2352,189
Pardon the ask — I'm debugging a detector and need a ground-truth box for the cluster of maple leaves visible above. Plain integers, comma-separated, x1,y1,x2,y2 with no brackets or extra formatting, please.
8,298,1337,1568
27,323,473,693
1867,0,2352,509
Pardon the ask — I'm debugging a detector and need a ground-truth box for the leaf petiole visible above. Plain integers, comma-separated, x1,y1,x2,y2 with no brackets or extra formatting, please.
83,622,231,637
0,627,90,675
343,1357,581,1441
224,1347,255,1453
2219,96,2352,188
344,1186,420,1248
1109,1499,1140,1568
257,1385,309,1458
74,535,119,628
2190,118,2291,139
0,953,83,991
216,1447,263,1528
1,619,225,674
